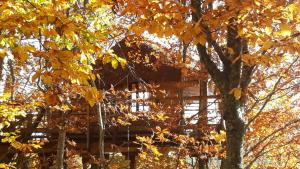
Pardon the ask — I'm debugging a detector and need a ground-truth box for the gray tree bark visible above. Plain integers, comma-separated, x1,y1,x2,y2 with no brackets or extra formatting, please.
56,113,66,169
221,95,246,169
198,48,208,169
97,102,105,169
0,57,4,81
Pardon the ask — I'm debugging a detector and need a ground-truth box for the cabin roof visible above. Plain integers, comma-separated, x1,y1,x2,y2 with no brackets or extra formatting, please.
95,36,182,89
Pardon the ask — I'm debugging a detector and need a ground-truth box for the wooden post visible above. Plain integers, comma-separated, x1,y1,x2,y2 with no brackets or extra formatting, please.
129,153,136,169
86,106,90,151
39,153,53,169
91,163,99,169
82,157,89,169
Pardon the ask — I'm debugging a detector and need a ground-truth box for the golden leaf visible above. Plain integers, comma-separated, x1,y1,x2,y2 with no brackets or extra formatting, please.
0,163,9,169
280,24,292,37
0,49,7,58
42,74,53,85
265,26,273,35
31,71,41,82
242,54,255,66
45,94,58,106
194,34,207,45
229,88,242,100
111,58,118,69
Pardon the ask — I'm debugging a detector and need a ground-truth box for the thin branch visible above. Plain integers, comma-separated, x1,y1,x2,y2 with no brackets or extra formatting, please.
240,65,256,91
245,139,274,169
244,118,300,157
246,75,282,128
202,24,229,66
245,137,296,169
246,55,300,128
191,0,225,91
196,44,225,91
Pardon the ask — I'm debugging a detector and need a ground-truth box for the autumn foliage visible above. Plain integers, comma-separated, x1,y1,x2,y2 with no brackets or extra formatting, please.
0,0,299,169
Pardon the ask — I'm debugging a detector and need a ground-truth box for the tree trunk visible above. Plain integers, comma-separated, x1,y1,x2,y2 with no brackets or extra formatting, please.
198,159,208,169
198,64,208,169
129,153,136,169
7,59,15,100
97,102,105,169
56,113,66,169
91,163,99,169
221,95,246,169
0,57,4,81
198,75,208,127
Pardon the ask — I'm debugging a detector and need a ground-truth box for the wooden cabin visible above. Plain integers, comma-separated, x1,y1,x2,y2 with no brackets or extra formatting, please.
0,36,221,168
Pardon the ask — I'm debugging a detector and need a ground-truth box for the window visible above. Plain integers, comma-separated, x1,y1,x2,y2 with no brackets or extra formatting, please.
207,83,221,124
207,98,221,124
31,132,47,141
130,83,150,112
184,100,199,124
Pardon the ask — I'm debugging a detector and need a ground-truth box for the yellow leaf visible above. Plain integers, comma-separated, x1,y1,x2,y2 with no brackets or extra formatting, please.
280,24,292,37
254,0,261,6
31,144,41,149
265,26,273,35
102,54,112,64
260,41,273,51
130,25,144,35
42,74,53,85
61,104,70,111
117,118,131,126
139,152,147,160
0,163,9,169
229,88,242,100
31,71,41,82
0,49,7,58
242,54,256,66
111,58,118,69
214,130,226,142
118,58,127,69
150,145,162,157
82,86,101,106
156,112,169,121
194,34,207,45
